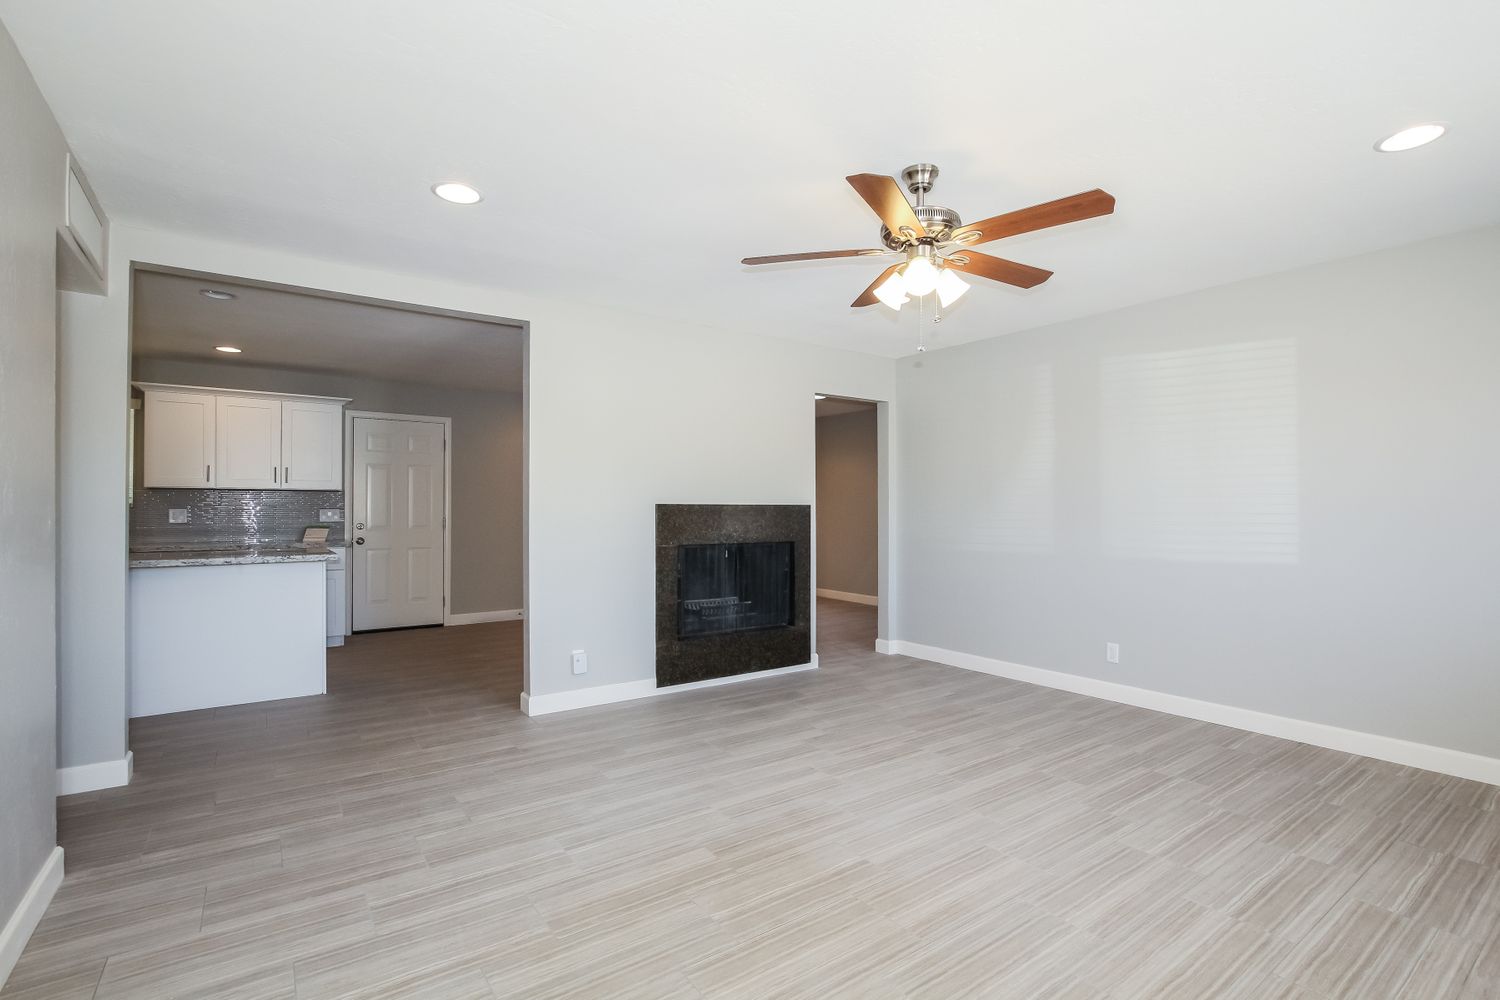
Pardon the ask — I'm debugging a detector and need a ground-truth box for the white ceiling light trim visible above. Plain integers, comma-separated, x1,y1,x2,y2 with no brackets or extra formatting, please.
1375,123,1447,152
214,345,242,353
200,288,236,300
432,182,483,204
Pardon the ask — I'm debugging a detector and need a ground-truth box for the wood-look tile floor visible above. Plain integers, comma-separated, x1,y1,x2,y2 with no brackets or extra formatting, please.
9,600,1500,998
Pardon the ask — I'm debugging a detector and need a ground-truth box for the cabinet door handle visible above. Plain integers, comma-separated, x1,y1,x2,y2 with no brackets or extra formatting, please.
285,465,290,485
206,464,211,483
274,466,278,484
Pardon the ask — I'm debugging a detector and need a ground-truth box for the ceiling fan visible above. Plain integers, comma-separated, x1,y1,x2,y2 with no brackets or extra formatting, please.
741,164,1115,313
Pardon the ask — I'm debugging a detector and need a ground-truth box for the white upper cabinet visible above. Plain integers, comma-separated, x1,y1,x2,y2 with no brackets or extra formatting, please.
142,390,217,488
136,384,349,491
281,400,344,490
215,395,283,489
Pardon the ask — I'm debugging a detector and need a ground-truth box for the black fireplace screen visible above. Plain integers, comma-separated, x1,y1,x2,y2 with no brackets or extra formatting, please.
677,541,794,638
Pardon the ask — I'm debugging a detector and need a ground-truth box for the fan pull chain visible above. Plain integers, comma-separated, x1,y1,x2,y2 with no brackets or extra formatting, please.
916,294,926,352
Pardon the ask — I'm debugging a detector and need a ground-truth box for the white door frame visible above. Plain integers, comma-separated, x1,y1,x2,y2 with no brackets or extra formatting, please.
343,410,455,628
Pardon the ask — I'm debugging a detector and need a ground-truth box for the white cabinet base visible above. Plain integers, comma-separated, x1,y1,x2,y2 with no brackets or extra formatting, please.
130,562,327,717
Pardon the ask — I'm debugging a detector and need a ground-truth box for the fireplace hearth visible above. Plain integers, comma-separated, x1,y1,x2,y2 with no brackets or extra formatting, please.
656,505,811,687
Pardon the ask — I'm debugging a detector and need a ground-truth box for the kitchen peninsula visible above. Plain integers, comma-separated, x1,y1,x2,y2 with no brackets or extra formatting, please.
129,544,336,716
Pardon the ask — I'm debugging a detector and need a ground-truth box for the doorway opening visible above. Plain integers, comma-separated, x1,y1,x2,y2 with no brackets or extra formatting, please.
813,394,880,664
125,265,526,713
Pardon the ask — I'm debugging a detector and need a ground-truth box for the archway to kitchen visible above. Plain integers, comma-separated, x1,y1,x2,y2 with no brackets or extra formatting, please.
125,265,528,715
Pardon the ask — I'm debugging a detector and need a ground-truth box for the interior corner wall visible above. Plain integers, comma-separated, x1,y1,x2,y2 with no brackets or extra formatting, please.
815,408,878,597
894,225,1500,760
0,16,64,967
129,358,524,614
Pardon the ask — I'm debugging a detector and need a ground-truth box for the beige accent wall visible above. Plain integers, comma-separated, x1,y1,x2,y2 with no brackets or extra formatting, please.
131,358,522,615
0,18,64,957
815,407,878,598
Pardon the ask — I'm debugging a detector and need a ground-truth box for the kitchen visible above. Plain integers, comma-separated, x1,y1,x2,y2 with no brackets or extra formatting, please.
126,268,525,720
128,383,348,715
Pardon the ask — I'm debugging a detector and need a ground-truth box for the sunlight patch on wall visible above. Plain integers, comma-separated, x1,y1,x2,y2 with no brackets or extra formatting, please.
1101,338,1299,564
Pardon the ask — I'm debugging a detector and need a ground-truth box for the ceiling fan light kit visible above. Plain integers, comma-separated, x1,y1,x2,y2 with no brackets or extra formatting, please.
741,163,1115,346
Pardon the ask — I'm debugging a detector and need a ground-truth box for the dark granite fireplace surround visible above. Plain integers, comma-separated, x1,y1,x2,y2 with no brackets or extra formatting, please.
656,504,811,687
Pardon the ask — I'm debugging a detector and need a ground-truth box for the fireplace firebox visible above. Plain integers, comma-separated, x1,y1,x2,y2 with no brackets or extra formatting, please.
656,504,811,687
677,541,794,639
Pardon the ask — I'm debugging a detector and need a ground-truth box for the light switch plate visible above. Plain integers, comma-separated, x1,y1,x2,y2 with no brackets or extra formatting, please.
319,509,344,522
168,508,190,524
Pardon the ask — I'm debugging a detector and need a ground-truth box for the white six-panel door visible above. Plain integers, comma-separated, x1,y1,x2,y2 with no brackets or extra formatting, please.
351,416,446,631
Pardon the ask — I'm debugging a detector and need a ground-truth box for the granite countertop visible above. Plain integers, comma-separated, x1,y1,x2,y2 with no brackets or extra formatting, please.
129,543,338,568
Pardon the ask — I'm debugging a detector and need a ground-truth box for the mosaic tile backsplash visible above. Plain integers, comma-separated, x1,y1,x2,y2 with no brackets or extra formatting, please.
131,489,346,548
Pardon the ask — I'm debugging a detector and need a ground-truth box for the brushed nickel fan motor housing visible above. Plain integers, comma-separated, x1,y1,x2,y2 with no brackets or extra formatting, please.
881,205,961,249
880,163,961,248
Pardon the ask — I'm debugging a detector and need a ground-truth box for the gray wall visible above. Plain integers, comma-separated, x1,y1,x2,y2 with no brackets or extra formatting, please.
895,225,1500,759
131,358,523,614
816,408,878,597
0,19,63,945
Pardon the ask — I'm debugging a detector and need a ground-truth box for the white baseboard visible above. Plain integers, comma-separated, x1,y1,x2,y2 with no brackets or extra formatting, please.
816,588,878,606
57,750,133,796
446,608,524,626
874,638,895,655
657,659,817,697
520,658,819,717
0,846,63,989
521,679,658,716
881,640,1500,787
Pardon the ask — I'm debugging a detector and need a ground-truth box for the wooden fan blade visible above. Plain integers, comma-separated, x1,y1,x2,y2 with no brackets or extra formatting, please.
950,189,1115,246
847,174,927,240
742,249,889,265
943,251,1053,289
852,263,903,307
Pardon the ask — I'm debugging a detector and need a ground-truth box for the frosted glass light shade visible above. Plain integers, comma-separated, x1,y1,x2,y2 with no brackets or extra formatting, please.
874,270,909,310
935,267,970,307
902,256,939,296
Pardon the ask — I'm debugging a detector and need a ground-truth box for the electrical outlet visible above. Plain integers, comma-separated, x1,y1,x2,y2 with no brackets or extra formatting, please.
571,650,588,675
1106,642,1120,664
319,509,344,522
168,508,190,524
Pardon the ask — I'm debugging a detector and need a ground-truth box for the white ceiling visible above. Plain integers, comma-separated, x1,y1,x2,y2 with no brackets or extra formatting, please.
132,270,523,391
7,1,1499,359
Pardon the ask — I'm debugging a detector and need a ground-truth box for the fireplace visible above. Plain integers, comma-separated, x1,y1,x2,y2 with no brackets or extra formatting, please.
656,504,811,687
677,541,794,638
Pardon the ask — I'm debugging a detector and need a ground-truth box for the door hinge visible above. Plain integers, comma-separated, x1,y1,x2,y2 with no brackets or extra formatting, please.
442,515,447,528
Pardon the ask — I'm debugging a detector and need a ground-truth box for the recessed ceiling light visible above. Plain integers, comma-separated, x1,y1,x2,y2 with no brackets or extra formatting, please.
214,346,242,354
814,394,827,400
432,182,483,205
200,288,237,300
1375,123,1446,153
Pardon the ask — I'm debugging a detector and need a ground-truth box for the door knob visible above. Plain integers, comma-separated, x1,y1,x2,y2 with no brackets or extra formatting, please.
355,537,365,545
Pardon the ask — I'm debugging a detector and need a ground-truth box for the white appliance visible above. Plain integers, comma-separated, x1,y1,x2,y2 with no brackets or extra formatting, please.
326,545,347,647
